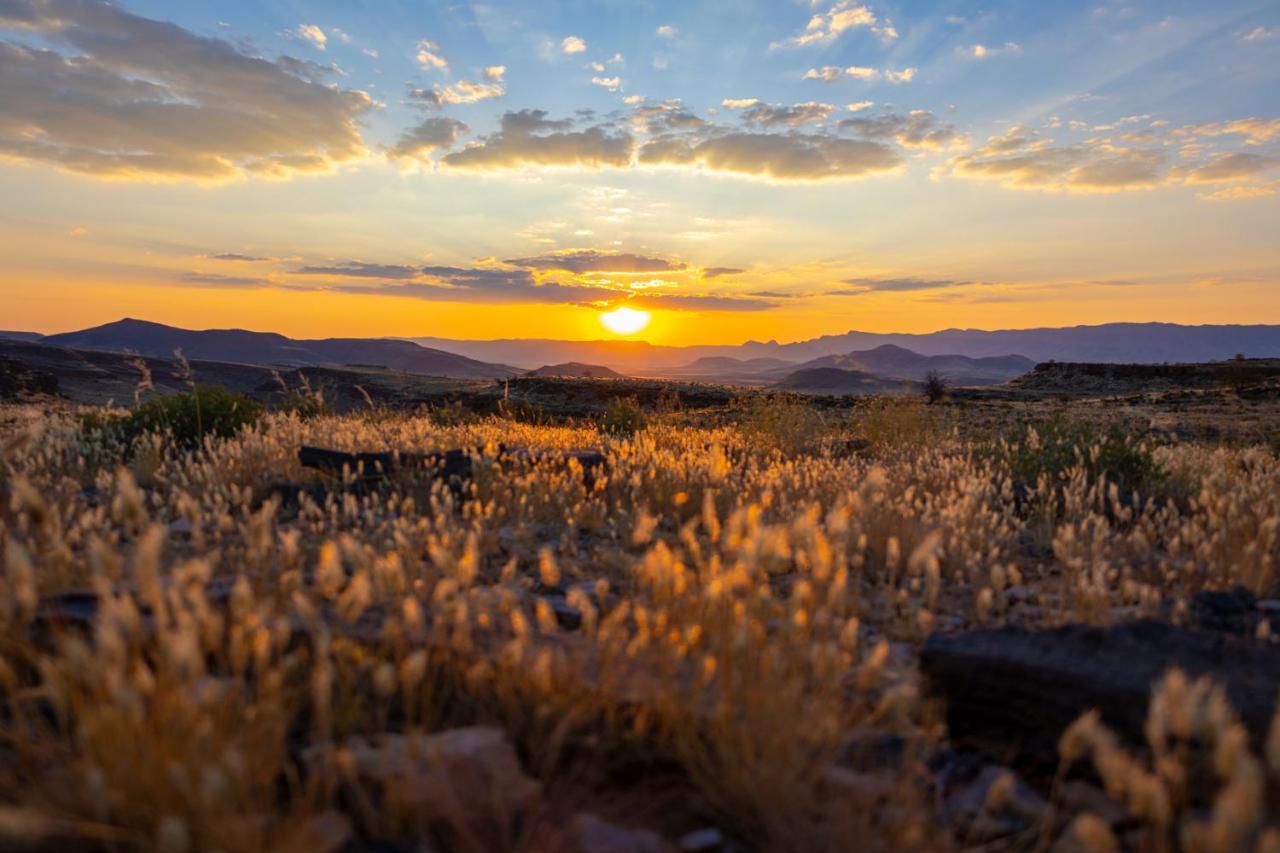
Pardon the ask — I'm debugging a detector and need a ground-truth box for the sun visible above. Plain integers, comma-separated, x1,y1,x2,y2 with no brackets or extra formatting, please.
599,306,651,336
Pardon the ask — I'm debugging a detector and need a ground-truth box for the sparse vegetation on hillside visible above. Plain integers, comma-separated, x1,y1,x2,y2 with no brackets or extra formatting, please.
0,387,1279,851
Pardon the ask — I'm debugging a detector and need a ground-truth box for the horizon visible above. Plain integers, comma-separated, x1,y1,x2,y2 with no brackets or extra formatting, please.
15,315,1280,352
1,0,1278,345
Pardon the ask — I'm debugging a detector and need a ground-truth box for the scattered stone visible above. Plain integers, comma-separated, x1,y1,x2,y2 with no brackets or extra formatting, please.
945,765,1046,842
333,727,540,823
677,827,724,852
1257,599,1280,613
571,812,669,853
1005,585,1032,603
168,517,193,537
1057,780,1125,828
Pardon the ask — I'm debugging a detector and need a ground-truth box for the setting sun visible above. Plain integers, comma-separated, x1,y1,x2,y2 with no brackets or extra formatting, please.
599,306,651,336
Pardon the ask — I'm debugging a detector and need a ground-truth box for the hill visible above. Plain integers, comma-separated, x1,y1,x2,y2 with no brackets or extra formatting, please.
45,318,517,380
526,362,625,379
1007,358,1280,397
794,344,1034,385
773,367,902,395
0,330,44,343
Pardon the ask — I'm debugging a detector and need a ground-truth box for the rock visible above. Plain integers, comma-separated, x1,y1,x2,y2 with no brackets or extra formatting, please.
1057,780,1125,828
677,827,724,852
1005,585,1032,603
921,620,1280,769
1257,599,1280,613
1189,586,1257,634
168,518,193,537
821,765,896,802
571,812,669,853
334,727,540,823
944,765,1047,842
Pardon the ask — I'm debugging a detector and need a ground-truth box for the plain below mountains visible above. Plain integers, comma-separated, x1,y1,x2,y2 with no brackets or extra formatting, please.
39,318,518,380
413,322,1280,373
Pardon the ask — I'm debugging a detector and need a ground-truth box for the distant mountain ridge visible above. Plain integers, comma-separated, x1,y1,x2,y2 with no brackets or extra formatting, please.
413,323,1280,373
526,362,624,379
793,344,1036,385
44,319,517,380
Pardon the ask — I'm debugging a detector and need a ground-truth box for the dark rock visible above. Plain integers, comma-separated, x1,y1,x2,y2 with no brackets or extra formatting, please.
1188,586,1257,635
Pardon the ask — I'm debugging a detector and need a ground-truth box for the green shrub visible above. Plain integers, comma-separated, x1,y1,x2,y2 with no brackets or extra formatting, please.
733,394,827,453
429,399,474,427
994,418,1162,495
274,389,329,419
597,396,648,437
127,385,263,448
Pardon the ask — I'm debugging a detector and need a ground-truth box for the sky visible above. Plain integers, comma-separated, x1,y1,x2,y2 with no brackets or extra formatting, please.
1,0,1278,346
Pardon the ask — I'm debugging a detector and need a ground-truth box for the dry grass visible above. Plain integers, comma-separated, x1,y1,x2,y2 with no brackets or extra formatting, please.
0,399,1278,850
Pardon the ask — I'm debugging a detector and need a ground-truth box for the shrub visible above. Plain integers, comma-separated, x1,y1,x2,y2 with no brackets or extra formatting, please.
596,396,648,437
854,397,937,450
126,385,263,448
429,399,474,427
922,370,948,404
994,417,1162,495
733,393,827,452
274,389,329,419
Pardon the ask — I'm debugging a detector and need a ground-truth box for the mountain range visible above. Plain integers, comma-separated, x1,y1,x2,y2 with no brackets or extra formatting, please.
6,319,1280,391
412,322,1280,371
40,318,517,380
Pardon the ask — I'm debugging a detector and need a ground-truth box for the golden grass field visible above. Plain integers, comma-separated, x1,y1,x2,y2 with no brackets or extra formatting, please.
1,386,1279,852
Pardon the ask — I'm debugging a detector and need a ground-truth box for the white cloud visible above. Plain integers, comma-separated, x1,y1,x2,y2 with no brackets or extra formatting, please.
885,68,915,83
847,101,874,112
330,28,351,45
484,65,506,81
1243,26,1276,42
657,24,677,38
416,39,447,70
804,65,914,83
296,24,327,50
722,98,762,109
591,76,622,91
967,42,1022,59
561,36,587,54
0,0,373,181
623,94,645,105
771,2,895,49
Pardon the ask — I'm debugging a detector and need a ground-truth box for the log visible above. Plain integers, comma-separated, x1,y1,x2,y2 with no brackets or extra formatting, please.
297,445,607,488
920,620,1280,770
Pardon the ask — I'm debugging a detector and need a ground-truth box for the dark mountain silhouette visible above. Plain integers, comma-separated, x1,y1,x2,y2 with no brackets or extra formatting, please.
792,344,1034,385
773,367,900,395
45,319,517,379
0,331,44,343
526,362,624,379
413,323,1280,373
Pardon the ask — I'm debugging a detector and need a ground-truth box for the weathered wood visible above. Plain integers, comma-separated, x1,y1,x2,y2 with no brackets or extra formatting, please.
297,445,607,487
920,620,1280,769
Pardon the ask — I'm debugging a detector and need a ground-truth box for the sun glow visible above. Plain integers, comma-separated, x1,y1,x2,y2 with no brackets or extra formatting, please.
599,306,651,335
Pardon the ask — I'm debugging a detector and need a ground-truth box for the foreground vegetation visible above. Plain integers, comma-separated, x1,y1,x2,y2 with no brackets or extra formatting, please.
1,388,1279,851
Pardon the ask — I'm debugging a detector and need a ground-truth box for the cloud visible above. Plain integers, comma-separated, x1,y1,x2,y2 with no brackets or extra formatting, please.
0,0,372,181
841,110,966,150
631,101,706,134
638,130,902,181
435,79,505,104
208,252,274,262
505,249,686,274
656,25,677,38
1243,26,1276,42
703,267,744,278
440,110,632,171
416,39,448,69
1180,118,1280,145
966,42,1021,59
295,262,421,279
1181,152,1280,184
1197,183,1278,201
833,277,971,295
848,101,874,112
772,2,894,49
945,128,1167,192
296,24,327,50
388,117,468,162
734,101,837,128
591,75,622,91
561,35,586,54
629,293,776,312
804,65,915,83
484,65,506,81
179,272,271,287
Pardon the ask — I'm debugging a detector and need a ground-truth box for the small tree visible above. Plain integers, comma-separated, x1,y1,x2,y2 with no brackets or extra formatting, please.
923,370,948,404
1218,354,1261,394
